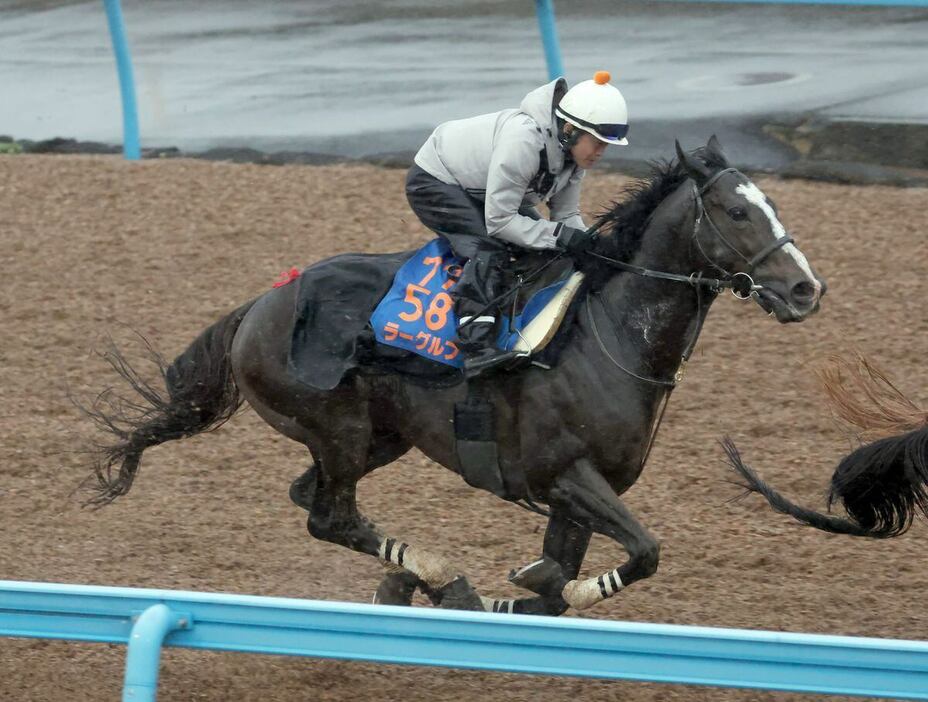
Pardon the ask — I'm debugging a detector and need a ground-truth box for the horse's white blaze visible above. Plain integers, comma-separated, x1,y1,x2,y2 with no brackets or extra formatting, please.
736,182,820,294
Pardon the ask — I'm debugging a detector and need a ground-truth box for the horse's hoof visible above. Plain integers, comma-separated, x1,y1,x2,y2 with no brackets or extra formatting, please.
373,571,419,606
508,557,567,597
435,577,484,611
288,466,318,510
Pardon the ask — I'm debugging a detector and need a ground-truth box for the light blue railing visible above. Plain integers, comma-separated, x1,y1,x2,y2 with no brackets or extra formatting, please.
3,580,928,702
101,0,139,160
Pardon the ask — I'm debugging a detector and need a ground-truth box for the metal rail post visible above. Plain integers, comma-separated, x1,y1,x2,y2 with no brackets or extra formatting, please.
101,0,141,159
122,605,188,702
534,0,565,80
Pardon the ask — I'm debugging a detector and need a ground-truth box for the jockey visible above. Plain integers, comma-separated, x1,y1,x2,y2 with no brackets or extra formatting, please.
406,71,629,377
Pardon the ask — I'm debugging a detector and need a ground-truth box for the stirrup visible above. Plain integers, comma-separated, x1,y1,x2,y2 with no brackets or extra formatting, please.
463,349,524,379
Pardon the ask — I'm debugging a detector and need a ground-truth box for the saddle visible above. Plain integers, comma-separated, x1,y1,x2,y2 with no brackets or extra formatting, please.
286,240,584,391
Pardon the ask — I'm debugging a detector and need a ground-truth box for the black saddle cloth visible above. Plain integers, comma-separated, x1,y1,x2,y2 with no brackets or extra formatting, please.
287,247,576,390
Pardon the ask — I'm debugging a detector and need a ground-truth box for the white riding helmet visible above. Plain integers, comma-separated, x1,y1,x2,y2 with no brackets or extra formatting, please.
555,71,629,146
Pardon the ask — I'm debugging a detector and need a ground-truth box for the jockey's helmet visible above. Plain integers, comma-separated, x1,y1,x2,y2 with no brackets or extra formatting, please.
556,71,629,146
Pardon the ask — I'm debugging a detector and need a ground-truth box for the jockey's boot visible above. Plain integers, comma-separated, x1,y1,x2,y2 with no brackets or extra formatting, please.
455,249,517,379
457,313,516,379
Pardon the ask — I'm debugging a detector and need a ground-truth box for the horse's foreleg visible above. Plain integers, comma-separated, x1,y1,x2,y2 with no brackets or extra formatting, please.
370,510,592,616
548,461,660,611
486,510,593,616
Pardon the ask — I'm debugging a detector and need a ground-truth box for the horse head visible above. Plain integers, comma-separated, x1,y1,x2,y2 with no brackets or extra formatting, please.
675,135,826,323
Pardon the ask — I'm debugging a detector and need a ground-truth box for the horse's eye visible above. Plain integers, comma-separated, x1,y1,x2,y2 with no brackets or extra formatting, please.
728,207,748,221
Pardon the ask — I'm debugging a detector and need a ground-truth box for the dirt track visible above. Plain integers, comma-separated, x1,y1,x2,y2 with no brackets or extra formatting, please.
1,155,927,701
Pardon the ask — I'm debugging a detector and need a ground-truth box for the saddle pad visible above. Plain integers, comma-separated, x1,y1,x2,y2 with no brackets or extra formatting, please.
506,271,585,353
371,238,573,368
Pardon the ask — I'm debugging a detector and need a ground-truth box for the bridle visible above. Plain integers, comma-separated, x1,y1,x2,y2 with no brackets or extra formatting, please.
586,167,797,387
690,167,795,297
587,167,793,301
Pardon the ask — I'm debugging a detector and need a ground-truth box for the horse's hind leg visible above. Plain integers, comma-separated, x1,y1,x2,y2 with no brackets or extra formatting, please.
290,423,410,509
293,434,485,611
287,440,558,614
289,461,319,508
289,446,420,607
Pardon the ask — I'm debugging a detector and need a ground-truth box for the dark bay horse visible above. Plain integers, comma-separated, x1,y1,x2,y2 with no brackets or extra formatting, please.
728,354,928,538
83,137,825,615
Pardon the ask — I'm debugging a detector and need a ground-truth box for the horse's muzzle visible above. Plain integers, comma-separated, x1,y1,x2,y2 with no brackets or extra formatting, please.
755,274,826,323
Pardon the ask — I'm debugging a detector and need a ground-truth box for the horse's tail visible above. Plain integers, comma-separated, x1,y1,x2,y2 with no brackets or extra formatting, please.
80,299,258,506
816,353,926,442
723,431,928,538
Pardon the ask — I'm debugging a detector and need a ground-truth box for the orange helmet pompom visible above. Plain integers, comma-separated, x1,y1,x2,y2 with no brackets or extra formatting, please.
593,70,611,85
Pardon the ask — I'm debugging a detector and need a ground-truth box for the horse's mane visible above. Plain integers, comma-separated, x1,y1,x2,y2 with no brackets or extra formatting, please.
596,146,725,263
543,146,726,366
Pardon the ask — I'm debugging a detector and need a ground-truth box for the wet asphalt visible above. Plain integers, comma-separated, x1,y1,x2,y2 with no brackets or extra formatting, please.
1,0,927,170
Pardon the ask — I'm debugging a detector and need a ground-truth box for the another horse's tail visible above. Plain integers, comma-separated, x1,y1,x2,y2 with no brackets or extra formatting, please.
816,353,926,442
724,431,928,538
80,299,258,506
724,354,928,538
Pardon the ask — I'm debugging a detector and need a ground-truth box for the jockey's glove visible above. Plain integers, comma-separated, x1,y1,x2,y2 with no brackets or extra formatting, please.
556,226,596,256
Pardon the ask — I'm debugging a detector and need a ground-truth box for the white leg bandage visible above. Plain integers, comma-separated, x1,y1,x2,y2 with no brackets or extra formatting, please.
378,537,459,589
381,561,406,576
561,568,624,610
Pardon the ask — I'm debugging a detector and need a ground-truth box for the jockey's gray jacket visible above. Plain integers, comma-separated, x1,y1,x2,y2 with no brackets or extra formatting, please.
414,78,587,250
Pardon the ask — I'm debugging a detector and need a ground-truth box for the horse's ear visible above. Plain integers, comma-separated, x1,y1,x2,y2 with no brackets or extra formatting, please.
706,134,729,167
675,139,711,186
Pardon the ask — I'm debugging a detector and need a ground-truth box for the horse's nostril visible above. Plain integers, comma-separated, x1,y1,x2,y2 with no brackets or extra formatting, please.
791,281,816,304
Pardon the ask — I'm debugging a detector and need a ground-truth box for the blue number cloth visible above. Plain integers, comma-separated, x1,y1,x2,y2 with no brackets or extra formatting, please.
371,238,567,368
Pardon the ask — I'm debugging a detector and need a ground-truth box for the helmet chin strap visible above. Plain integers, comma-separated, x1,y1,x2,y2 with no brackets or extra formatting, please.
557,119,581,153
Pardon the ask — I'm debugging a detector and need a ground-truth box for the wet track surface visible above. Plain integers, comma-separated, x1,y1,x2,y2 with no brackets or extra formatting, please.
2,154,927,701
2,0,927,169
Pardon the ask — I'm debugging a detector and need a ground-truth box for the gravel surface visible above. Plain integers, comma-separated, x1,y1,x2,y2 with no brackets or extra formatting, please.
1,155,926,701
